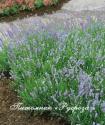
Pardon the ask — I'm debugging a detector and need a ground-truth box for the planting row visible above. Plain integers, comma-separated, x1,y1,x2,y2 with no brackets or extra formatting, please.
0,21,105,125
0,0,59,16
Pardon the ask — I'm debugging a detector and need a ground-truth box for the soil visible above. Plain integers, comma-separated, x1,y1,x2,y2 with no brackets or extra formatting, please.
0,78,68,125
0,0,70,22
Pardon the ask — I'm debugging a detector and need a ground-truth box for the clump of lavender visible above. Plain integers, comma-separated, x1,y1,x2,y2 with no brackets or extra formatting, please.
0,20,105,125
78,70,92,97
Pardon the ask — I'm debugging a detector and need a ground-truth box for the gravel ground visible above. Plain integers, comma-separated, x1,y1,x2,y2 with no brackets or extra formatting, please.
62,0,105,11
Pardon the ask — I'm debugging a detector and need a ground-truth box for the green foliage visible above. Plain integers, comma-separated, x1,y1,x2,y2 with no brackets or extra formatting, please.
0,0,59,16
9,4,20,14
35,0,44,8
0,21,105,124
3,8,10,16
53,0,59,4
0,42,9,71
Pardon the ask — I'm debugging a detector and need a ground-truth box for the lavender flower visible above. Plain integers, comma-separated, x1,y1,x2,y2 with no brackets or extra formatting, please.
80,22,87,31
8,42,14,52
76,60,84,67
63,90,70,97
0,38,3,47
7,30,14,39
78,70,92,96
101,68,105,76
86,16,92,24
101,101,105,112
56,32,68,42
61,67,74,78
92,99,100,107
36,61,41,68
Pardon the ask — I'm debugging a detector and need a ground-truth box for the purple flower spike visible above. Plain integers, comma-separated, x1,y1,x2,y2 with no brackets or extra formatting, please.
101,101,105,112
78,70,92,96
87,16,92,24
0,38,3,47
7,30,14,39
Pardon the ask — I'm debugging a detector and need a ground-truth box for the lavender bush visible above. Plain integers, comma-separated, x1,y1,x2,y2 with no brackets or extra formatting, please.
0,21,105,125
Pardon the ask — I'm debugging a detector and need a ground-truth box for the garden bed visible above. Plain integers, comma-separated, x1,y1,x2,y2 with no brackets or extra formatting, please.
0,0,69,22
0,19,105,125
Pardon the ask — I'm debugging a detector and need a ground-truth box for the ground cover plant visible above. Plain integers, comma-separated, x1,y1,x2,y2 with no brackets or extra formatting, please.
0,20,105,125
0,0,59,16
